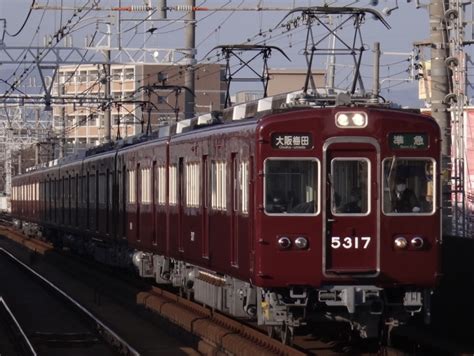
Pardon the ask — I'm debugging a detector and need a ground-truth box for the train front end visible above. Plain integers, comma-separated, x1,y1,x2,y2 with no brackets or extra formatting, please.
254,106,441,340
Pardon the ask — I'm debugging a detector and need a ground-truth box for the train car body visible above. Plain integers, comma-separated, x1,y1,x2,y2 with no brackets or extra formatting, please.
11,93,441,340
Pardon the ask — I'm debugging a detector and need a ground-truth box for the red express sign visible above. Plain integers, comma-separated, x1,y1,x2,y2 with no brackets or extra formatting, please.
271,133,313,150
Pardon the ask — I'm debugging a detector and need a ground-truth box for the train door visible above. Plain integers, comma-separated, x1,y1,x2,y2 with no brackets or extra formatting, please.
323,138,379,276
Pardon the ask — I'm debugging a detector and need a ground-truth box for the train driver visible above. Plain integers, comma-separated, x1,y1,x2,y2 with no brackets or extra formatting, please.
392,177,421,213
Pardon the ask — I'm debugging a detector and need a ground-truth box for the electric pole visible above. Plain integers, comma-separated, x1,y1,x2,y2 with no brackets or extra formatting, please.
184,0,196,119
104,49,112,142
429,0,453,236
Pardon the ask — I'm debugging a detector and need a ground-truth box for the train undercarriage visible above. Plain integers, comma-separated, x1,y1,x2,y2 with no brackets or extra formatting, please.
16,220,431,345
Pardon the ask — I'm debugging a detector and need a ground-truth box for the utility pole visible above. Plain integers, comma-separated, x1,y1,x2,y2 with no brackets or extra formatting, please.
372,42,381,99
159,0,167,19
104,49,112,142
184,0,196,119
59,106,65,158
429,0,453,236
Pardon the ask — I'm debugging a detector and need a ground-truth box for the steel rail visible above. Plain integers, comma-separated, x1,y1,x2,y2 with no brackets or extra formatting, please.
0,297,37,356
0,247,141,356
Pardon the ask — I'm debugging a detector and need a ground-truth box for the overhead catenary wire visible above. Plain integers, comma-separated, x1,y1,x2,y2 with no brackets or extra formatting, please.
5,0,36,37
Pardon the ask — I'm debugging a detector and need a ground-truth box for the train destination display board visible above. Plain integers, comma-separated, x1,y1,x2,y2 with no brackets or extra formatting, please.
271,133,313,150
389,133,428,149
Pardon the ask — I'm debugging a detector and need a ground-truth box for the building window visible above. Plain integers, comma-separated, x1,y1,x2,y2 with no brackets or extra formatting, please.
112,68,122,81
128,169,136,203
77,115,87,127
169,165,177,206
186,162,200,207
211,161,227,211
77,71,87,83
124,68,134,80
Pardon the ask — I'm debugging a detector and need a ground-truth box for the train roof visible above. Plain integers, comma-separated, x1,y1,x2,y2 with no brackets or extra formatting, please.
20,89,423,176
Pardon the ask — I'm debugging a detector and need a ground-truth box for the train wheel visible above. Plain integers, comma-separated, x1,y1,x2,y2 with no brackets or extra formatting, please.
280,323,294,346
266,326,276,338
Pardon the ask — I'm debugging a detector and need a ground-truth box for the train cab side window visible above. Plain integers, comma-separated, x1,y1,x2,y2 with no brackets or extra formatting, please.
383,158,435,214
264,159,318,215
331,159,370,215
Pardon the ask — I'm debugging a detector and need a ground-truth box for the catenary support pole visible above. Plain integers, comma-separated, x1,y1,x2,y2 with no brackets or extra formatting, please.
184,0,195,119
429,0,453,236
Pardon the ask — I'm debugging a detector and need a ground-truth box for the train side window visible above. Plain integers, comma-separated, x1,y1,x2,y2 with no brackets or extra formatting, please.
169,165,177,206
185,162,200,208
264,158,319,215
141,167,151,204
211,161,227,211
99,173,106,205
158,166,166,205
382,158,435,215
128,169,136,204
331,158,370,215
240,161,249,215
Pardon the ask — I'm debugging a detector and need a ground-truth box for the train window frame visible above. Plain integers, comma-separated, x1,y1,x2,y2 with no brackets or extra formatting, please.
331,157,371,217
382,157,436,216
169,164,178,206
185,161,200,208
128,169,136,204
263,157,320,217
141,167,152,204
158,165,167,205
211,160,227,211
240,160,249,215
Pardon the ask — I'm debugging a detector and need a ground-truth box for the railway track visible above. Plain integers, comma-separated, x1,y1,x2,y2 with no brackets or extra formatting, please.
0,247,139,356
4,224,474,355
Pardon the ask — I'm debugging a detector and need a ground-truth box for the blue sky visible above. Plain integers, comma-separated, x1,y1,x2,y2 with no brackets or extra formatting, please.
0,1,434,106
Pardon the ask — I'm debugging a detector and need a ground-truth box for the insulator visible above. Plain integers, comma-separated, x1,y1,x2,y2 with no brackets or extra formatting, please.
131,5,153,12
175,5,193,11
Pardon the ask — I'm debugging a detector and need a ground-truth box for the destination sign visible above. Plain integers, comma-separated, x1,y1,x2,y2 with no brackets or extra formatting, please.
271,133,313,150
389,133,428,150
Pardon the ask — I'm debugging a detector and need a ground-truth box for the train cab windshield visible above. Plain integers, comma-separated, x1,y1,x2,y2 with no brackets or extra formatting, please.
331,158,370,215
264,158,318,215
383,158,435,214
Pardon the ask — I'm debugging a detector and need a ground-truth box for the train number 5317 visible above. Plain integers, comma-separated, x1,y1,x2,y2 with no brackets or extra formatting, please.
331,236,371,249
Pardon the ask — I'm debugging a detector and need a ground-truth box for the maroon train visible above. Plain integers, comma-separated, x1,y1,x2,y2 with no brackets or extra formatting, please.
11,92,441,341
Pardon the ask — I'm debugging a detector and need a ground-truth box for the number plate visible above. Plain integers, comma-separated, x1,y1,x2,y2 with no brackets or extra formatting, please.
331,236,371,249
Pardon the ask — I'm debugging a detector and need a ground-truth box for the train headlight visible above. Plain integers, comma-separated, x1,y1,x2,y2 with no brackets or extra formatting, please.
294,237,309,249
277,236,292,249
335,112,368,128
336,113,350,127
352,113,367,126
410,236,424,249
394,237,408,249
